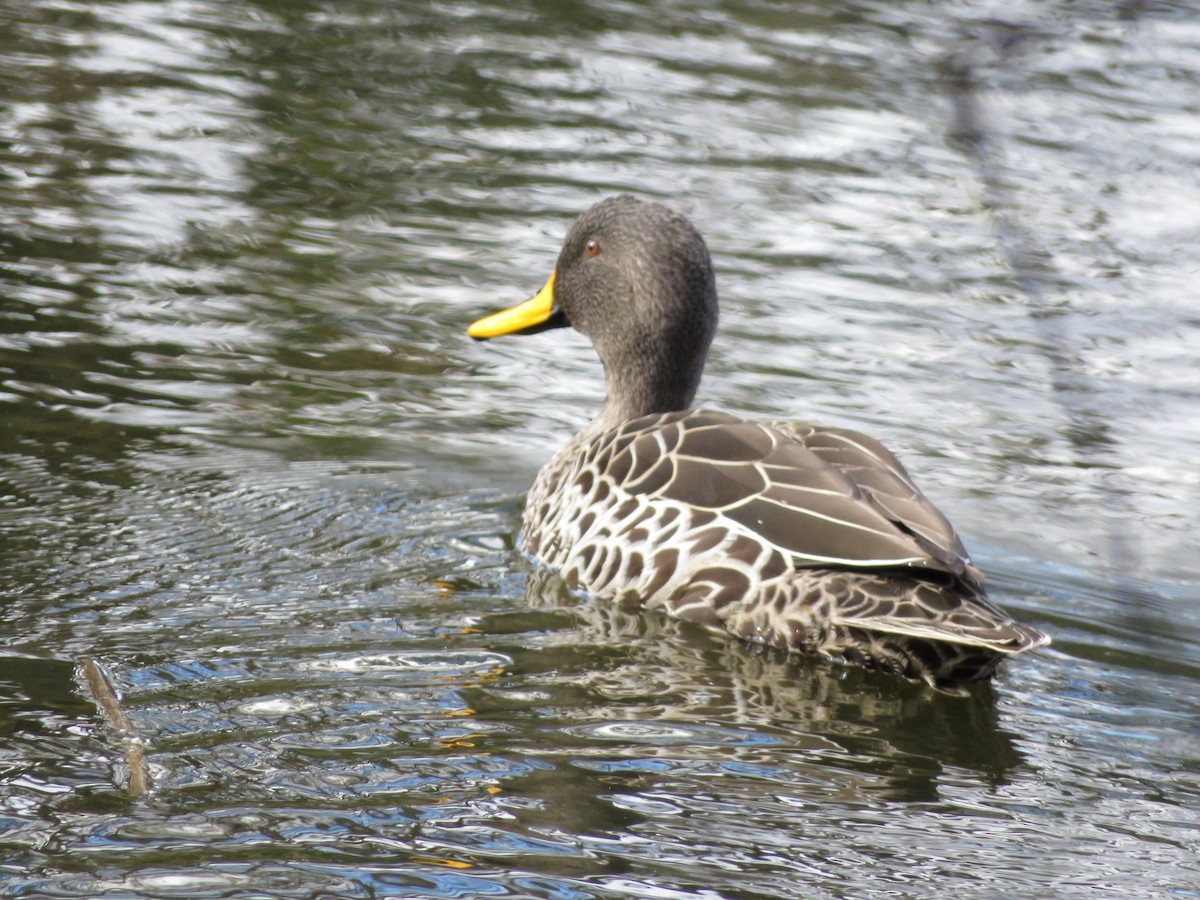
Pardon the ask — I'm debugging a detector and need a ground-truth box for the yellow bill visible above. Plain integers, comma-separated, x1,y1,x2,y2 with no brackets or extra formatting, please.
468,270,562,340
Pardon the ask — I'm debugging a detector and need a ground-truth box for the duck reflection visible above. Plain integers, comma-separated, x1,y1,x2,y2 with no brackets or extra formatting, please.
492,567,1026,805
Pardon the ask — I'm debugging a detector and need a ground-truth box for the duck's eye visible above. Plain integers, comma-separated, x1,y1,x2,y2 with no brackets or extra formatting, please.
585,239,602,258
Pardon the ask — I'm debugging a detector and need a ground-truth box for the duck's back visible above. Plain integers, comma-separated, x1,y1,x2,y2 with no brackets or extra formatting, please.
523,409,1049,687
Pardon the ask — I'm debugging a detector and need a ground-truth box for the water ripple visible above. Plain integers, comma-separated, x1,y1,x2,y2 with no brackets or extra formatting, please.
2,0,1199,897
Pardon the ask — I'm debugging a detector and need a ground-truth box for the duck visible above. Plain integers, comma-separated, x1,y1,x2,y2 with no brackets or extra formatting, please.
468,194,1049,688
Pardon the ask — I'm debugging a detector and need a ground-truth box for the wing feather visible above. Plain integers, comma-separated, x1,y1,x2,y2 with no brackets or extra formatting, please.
602,410,978,583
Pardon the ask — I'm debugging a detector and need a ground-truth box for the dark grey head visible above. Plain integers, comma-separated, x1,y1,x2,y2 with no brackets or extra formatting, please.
553,195,718,424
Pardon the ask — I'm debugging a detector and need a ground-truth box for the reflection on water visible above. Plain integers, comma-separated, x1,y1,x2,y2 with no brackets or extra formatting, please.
520,566,1027,790
2,0,1199,897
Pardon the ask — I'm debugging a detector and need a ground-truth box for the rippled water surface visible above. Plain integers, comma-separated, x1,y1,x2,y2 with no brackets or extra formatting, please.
2,0,1198,896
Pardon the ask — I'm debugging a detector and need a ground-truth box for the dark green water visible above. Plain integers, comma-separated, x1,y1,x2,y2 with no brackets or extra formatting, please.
2,1,1198,896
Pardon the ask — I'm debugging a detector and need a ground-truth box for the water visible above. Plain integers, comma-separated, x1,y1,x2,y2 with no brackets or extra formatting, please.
2,0,1198,896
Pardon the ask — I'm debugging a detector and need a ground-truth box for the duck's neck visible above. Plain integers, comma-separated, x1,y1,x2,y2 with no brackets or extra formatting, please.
590,351,702,434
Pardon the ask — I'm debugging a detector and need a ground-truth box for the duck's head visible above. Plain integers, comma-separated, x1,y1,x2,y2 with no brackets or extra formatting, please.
469,195,718,425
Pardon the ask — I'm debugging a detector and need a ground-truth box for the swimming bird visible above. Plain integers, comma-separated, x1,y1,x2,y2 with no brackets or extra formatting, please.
468,195,1049,688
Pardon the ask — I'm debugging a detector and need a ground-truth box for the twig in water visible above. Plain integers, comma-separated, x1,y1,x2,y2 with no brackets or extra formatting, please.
77,656,151,797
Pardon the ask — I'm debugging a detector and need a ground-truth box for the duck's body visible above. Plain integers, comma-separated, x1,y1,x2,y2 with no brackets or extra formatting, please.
469,195,1048,688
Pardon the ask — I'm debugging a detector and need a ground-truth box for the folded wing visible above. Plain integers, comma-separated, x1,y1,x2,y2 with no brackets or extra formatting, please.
599,410,980,586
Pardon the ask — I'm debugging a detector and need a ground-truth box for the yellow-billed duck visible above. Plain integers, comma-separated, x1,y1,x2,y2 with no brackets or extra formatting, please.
469,194,1049,688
